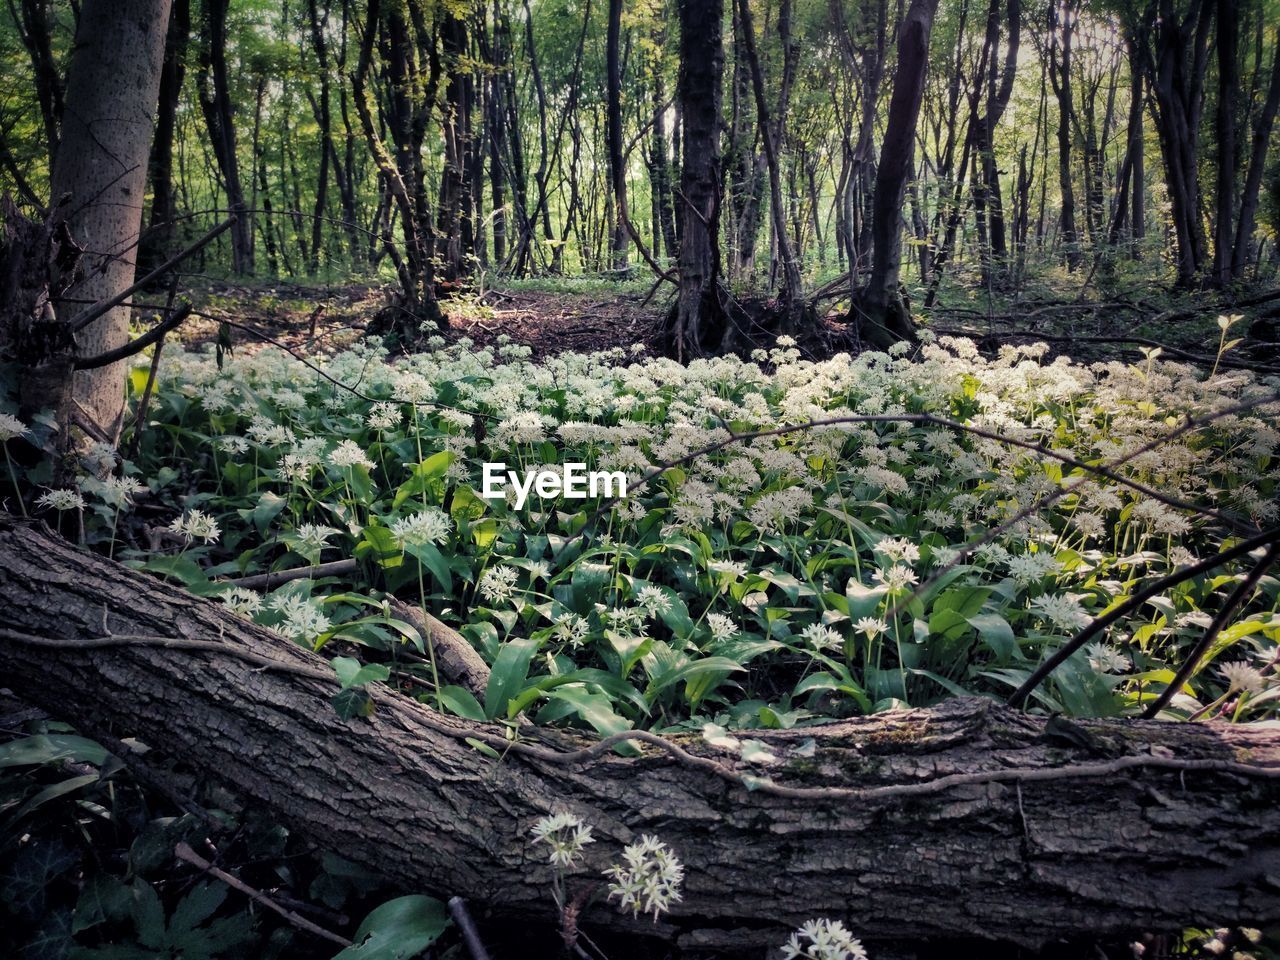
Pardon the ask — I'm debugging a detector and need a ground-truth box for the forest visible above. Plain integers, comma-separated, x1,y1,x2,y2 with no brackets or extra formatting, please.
0,0,1279,957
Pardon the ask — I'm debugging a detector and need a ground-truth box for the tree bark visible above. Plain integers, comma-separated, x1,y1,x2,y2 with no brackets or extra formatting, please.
1145,0,1213,286
196,0,253,275
1048,0,1081,270
736,0,804,321
1231,28,1280,278
45,0,172,442
1212,0,1239,283
670,0,727,360
605,0,631,274
140,0,191,274
4,517,1278,955
851,0,941,346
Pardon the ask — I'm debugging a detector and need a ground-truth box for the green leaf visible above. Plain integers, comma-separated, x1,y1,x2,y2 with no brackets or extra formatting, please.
0,735,108,769
130,879,166,950
404,542,452,592
332,657,391,689
437,685,486,721
168,881,229,940
485,638,539,720
644,657,744,706
393,452,455,508
331,895,450,960
545,687,638,754
5,774,98,828
74,875,132,934
966,613,1017,660
332,687,375,720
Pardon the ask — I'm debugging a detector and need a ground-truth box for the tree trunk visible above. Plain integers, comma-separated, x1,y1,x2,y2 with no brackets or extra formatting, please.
1212,0,1238,283
737,0,804,322
650,68,679,262
436,11,474,283
1147,0,1212,286
851,0,941,346
605,0,631,273
46,0,172,441
2,517,1280,955
196,0,253,275
140,0,190,274
670,0,727,360
1049,0,1081,270
13,0,64,172
305,0,334,276
1231,28,1280,277
351,0,444,337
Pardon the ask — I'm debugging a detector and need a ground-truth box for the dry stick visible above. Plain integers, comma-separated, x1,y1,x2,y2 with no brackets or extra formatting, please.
68,218,235,333
447,897,494,960
4,628,1280,802
223,558,359,591
73,303,193,370
174,842,352,948
0,629,336,683
1006,527,1280,709
1140,542,1280,719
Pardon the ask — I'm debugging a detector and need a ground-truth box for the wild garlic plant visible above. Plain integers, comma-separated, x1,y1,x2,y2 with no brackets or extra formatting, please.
14,328,1277,728
530,813,683,945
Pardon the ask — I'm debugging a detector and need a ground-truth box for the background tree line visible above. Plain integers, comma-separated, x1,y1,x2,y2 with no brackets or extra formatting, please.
1,0,1278,354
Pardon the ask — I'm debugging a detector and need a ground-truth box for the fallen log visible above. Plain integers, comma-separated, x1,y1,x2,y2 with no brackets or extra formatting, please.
1,515,1278,956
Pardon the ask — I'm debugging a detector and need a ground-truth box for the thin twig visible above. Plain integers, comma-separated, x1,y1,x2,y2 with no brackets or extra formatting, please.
74,303,192,370
1007,527,1280,708
68,218,235,333
448,897,494,960
1141,542,1280,718
175,842,352,947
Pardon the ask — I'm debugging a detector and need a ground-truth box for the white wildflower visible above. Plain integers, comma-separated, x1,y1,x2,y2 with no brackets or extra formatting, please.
530,812,595,868
168,509,221,544
0,413,28,441
479,565,519,603
1028,594,1091,631
781,918,869,960
36,489,85,511
1219,661,1264,695
391,509,452,547
329,439,375,470
606,835,684,921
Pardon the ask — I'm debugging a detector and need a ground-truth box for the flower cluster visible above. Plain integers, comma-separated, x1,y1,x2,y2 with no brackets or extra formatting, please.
781,919,869,960
530,812,595,868
605,835,684,920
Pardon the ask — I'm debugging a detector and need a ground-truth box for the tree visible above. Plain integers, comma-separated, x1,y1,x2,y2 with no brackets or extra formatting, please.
669,0,729,360
1,517,1279,954
1143,0,1213,286
140,0,191,272
850,0,942,347
1048,0,1082,270
196,0,253,275
42,0,173,441
350,0,445,338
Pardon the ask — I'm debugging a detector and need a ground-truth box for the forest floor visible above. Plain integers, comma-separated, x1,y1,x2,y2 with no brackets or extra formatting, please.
167,274,1280,369
177,277,669,359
